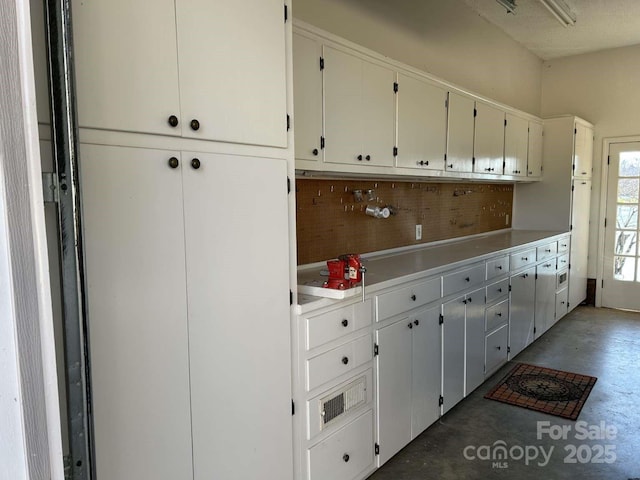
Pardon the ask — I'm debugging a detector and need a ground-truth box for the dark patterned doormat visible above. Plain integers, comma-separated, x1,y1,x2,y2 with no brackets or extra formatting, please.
484,363,597,420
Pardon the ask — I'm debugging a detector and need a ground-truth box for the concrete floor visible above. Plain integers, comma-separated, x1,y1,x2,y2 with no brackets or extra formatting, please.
368,306,640,479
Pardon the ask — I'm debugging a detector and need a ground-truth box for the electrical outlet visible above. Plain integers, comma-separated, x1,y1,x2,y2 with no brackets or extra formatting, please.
416,224,422,240
505,214,510,225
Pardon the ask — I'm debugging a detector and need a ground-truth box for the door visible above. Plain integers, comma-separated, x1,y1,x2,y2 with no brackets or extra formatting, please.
376,320,412,466
527,121,543,178
504,113,528,177
442,296,465,413
182,152,293,480
446,92,474,173
361,59,396,166
293,33,323,161
602,142,640,310
176,0,287,147
509,267,536,358
410,306,441,438
396,73,447,171
464,289,486,395
569,179,591,309
72,0,181,136
473,102,505,175
81,144,193,480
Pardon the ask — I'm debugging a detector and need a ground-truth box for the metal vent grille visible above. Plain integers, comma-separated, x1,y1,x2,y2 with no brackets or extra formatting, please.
320,376,366,429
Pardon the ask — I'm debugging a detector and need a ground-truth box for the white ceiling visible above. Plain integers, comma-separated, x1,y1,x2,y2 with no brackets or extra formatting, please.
462,0,640,60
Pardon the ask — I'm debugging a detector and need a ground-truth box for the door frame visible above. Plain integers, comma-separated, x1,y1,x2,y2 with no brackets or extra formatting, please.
596,135,640,307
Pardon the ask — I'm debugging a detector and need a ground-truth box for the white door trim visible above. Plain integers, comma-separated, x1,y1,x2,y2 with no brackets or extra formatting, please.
596,135,640,307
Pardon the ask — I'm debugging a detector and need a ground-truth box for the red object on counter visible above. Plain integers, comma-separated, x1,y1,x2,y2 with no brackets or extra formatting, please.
323,254,363,290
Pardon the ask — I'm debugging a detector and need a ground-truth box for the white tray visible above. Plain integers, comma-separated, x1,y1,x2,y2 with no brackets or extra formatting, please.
298,279,362,299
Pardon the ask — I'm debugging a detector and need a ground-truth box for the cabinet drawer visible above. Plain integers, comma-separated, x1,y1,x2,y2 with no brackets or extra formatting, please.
306,335,372,391
308,409,374,480
557,238,570,253
376,277,441,321
306,299,373,350
486,256,509,280
537,242,557,261
485,299,509,332
557,253,569,270
555,288,568,321
442,263,485,297
510,249,536,270
486,278,509,304
485,324,508,376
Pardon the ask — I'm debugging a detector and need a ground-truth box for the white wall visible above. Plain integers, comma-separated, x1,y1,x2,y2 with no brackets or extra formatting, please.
541,44,640,277
293,0,543,115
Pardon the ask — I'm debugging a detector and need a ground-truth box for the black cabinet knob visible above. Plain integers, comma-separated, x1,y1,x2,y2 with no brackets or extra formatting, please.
341,356,349,365
341,319,349,327
343,454,350,463
447,164,454,169
496,346,501,350
410,294,416,301
465,277,470,282
168,157,179,169
497,312,502,317
497,265,502,270
498,288,502,293
467,297,472,303
312,149,319,156
357,154,363,161
414,319,420,326
168,115,179,127
191,158,201,170
408,323,413,329
365,155,371,161
190,119,200,131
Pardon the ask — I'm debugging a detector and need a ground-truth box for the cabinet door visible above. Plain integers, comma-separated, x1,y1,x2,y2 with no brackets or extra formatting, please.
176,0,287,147
293,33,323,162
446,92,475,173
182,153,292,480
361,59,396,167
410,306,442,438
504,113,528,177
376,320,412,466
474,102,505,175
527,121,543,177
324,46,364,165
509,267,536,358
396,74,447,171
80,144,193,480
464,289,486,395
573,122,593,178
72,0,181,136
535,262,557,338
569,179,591,310
442,297,465,413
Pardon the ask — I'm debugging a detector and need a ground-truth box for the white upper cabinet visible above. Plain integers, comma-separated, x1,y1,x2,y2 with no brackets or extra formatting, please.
504,114,528,177
73,0,181,137
396,74,447,171
473,102,505,175
73,0,287,147
446,92,475,174
573,122,593,178
293,33,323,162
323,46,395,167
527,120,544,178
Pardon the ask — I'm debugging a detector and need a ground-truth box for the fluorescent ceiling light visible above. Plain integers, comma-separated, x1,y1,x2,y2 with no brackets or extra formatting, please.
495,0,517,14
539,0,576,27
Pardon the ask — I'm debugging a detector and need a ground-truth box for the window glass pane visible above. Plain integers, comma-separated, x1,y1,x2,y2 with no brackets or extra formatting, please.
616,205,638,229
615,230,637,255
614,256,636,281
618,179,639,203
619,152,640,177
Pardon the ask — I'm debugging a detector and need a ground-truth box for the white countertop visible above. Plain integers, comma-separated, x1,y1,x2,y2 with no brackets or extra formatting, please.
297,229,568,313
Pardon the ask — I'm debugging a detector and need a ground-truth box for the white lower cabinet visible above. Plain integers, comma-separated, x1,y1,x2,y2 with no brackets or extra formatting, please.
464,289,487,395
376,305,441,466
535,261,557,338
509,266,536,358
485,325,509,375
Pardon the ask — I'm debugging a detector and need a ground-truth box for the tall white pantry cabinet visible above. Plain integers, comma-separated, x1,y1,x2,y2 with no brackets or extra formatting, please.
513,116,594,311
72,1,295,479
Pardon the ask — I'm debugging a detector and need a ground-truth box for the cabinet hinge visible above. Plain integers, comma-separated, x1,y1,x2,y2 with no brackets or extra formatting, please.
374,344,379,356
574,128,577,134
472,157,476,166
287,177,291,194
375,443,380,455
534,327,537,334
444,153,447,162
535,273,538,280
289,290,293,305
607,155,610,165
503,160,506,169
602,279,604,289
393,146,398,156
439,314,444,325
504,118,507,127
571,184,575,192
438,395,444,406
473,108,477,118
320,136,325,149
320,56,324,71
568,263,571,270
445,98,448,109
507,346,511,353
287,114,290,131
604,217,607,228
393,82,399,93
508,284,512,292
291,399,295,415
570,224,573,231
284,4,288,22
42,172,59,203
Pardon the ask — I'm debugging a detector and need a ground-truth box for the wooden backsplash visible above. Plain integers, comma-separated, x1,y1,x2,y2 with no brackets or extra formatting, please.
296,179,513,265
